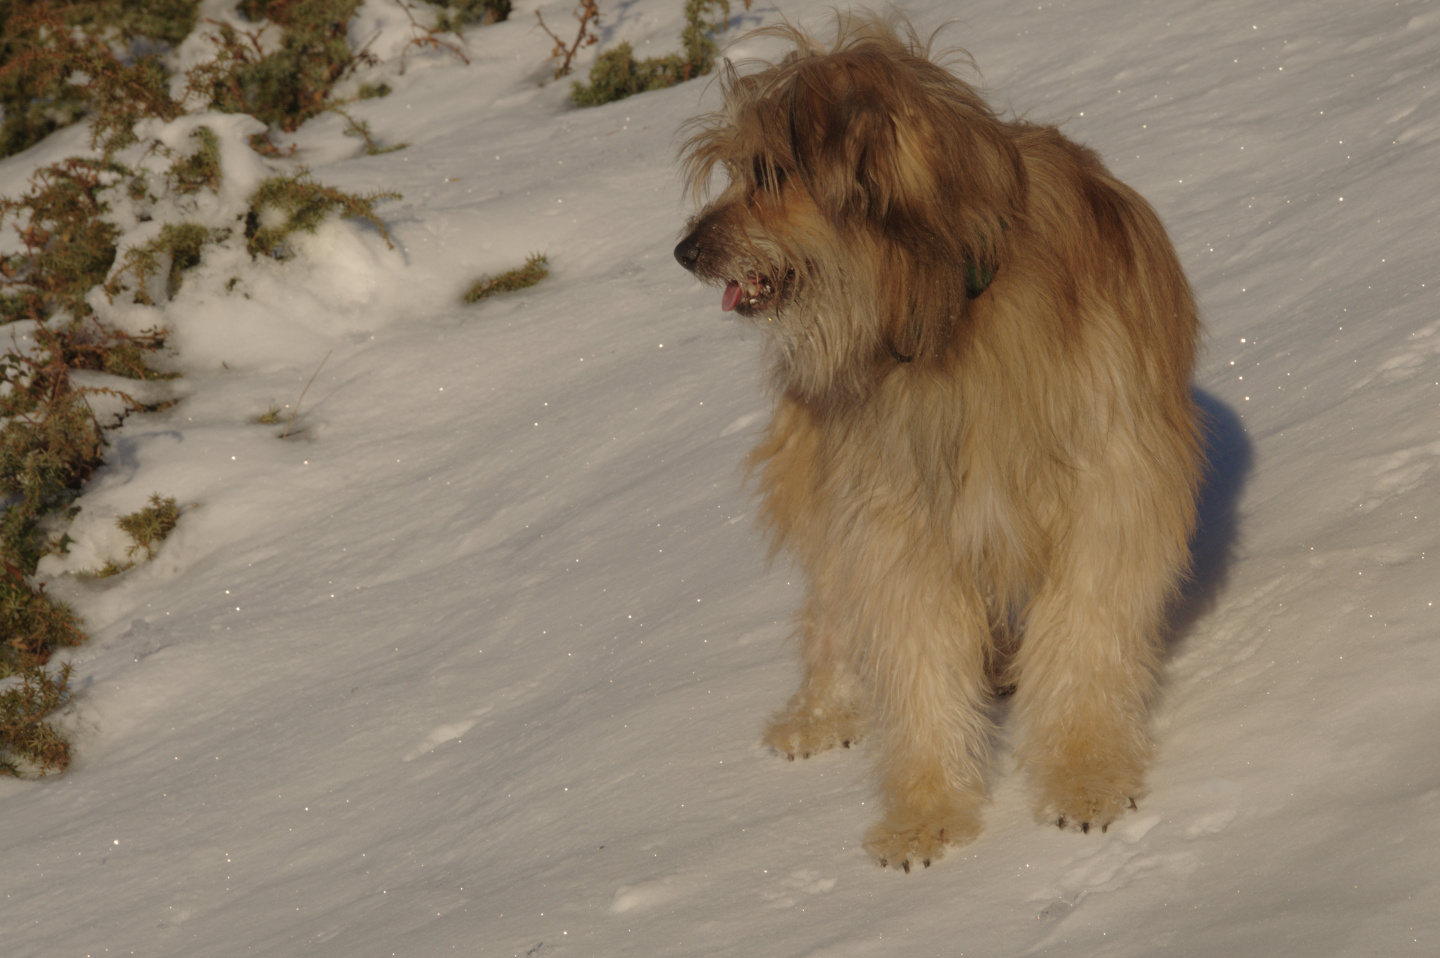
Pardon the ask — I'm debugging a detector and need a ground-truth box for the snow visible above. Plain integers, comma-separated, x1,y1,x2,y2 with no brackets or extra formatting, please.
2,0,1438,955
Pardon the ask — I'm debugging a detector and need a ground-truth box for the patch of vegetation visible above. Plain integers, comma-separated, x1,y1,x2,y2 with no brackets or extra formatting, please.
1,0,408,778
214,0,368,131
463,253,549,303
434,0,511,33
536,0,601,79
106,223,221,305
331,107,409,156
63,0,200,48
0,157,125,324
168,127,224,194
0,660,74,777
571,0,741,106
1,5,186,157
0,1,198,158
117,493,180,560
0,347,109,573
0,322,165,576
0,566,86,666
246,169,400,258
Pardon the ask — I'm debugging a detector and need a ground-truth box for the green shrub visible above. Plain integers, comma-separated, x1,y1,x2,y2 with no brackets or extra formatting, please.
246,169,400,258
571,0,736,106
0,158,125,324
106,223,220,305
0,1,198,158
571,43,690,107
435,0,511,32
219,0,367,132
167,127,224,194
118,494,181,560
0,564,86,661
0,662,74,778
464,254,549,303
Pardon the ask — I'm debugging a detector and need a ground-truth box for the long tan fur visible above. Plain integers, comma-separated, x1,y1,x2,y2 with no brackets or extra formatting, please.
674,13,1201,872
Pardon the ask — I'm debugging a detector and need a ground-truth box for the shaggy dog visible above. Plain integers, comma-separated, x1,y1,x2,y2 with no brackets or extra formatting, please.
674,15,1201,872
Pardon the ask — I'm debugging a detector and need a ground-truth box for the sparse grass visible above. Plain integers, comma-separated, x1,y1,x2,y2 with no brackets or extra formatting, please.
331,107,409,156
80,558,135,579
463,254,549,303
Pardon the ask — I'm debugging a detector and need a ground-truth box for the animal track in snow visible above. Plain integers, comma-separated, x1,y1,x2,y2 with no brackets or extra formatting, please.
1355,440,1440,514
759,869,837,909
720,412,766,437
1027,807,1194,944
402,704,497,762
609,877,691,914
1184,778,1242,839
403,678,544,761
1353,317,1440,389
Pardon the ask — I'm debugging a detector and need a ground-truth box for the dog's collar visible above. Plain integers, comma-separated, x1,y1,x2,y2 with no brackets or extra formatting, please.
964,258,994,297
889,258,994,364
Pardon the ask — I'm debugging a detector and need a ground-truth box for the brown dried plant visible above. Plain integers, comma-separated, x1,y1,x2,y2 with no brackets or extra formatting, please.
535,0,601,79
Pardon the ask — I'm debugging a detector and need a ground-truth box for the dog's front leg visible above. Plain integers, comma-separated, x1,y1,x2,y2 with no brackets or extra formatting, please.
859,563,994,872
763,589,867,759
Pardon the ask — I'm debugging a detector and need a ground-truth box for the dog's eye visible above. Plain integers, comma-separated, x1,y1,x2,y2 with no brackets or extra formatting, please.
752,158,786,192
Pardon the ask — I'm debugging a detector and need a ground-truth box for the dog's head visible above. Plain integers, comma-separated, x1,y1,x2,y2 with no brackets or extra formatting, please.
675,15,1025,399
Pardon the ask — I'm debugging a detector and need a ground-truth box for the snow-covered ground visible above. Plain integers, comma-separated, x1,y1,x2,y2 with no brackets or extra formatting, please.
2,0,1438,954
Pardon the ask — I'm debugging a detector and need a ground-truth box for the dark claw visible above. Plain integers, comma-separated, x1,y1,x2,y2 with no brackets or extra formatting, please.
801,752,810,759
786,753,794,762
1057,816,1067,830
878,857,888,868
1129,797,1138,810
842,740,851,748
1101,823,1109,834
902,860,911,874
1081,822,1090,834
922,859,931,869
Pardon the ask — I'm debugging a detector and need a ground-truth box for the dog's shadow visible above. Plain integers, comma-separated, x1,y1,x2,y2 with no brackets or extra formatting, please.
1166,388,1253,649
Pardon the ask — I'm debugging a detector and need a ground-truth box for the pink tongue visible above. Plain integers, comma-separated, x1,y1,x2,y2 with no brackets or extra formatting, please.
721,281,743,312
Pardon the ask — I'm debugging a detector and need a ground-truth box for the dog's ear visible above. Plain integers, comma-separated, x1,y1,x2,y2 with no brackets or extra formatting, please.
786,50,1021,241
787,56,920,227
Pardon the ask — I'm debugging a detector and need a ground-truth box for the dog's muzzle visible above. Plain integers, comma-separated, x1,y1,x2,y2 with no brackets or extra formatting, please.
674,232,702,272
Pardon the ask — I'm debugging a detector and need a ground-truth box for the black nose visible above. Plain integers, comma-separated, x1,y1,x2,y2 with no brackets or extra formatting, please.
674,232,700,271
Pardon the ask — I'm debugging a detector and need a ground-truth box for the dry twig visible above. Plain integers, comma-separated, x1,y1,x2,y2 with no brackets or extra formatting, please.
535,0,601,79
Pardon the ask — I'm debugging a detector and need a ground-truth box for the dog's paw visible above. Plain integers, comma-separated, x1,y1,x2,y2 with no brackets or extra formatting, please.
762,704,864,760
1036,776,1142,835
863,809,982,873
